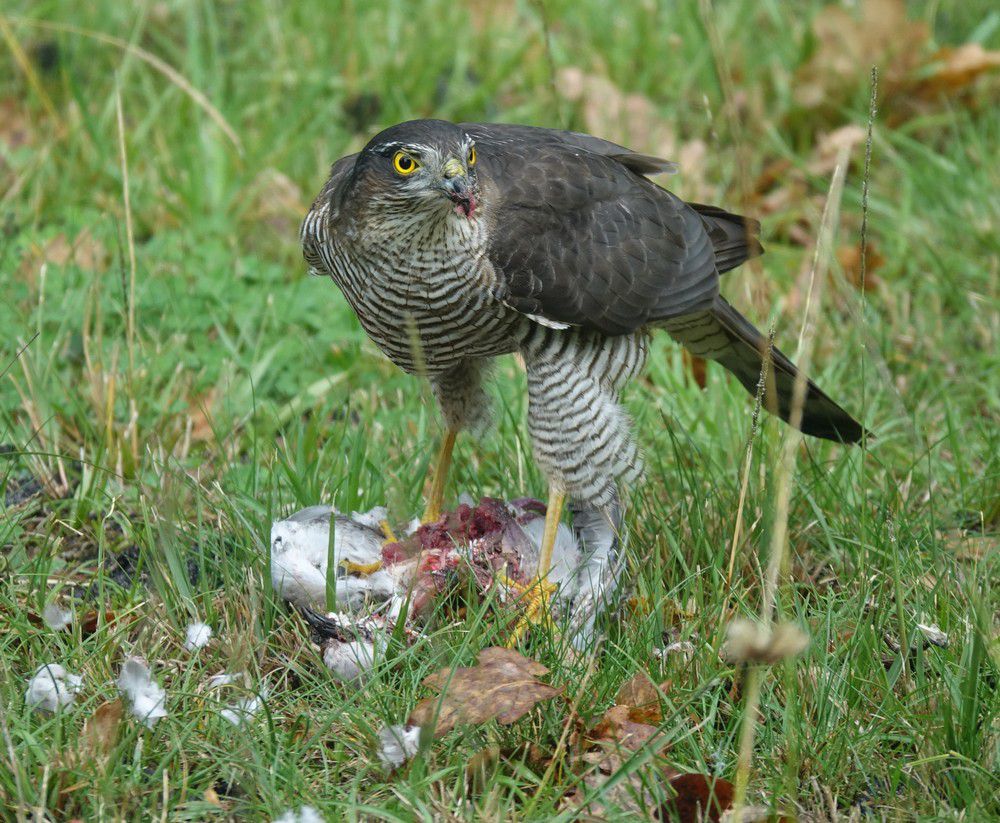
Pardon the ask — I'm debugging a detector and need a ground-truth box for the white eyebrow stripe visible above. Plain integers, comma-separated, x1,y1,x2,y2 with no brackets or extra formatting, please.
378,141,434,153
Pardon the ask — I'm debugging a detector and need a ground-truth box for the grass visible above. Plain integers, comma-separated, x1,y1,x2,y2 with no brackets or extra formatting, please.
1,0,998,819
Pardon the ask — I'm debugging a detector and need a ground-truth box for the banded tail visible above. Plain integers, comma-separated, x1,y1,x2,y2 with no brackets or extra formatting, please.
666,298,865,443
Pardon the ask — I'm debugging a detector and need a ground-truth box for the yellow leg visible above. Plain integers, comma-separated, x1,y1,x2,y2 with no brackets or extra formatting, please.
422,427,457,523
506,486,565,646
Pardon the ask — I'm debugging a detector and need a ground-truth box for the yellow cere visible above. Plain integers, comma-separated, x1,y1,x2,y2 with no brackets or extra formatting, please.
393,151,418,175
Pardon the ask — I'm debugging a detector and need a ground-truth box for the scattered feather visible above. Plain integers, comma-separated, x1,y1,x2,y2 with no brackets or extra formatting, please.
273,806,324,823
117,657,167,728
916,622,949,648
377,724,421,770
652,640,695,661
323,639,376,683
25,663,82,712
220,689,267,726
42,602,74,632
206,672,243,689
184,621,213,651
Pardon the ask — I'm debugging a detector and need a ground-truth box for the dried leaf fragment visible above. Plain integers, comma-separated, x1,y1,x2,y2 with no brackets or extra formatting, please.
661,773,734,822
915,44,1000,97
589,705,660,753
78,700,123,767
407,646,560,736
614,670,665,725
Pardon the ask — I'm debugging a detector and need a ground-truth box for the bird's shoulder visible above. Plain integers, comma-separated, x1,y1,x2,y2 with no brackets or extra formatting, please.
461,124,717,335
300,153,358,274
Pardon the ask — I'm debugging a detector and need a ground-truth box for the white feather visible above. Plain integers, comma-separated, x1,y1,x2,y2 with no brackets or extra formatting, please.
377,724,421,770
184,622,213,651
25,663,82,712
117,657,167,728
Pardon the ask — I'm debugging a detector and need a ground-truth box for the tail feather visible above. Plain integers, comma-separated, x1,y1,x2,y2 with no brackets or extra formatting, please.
665,298,865,443
691,203,764,274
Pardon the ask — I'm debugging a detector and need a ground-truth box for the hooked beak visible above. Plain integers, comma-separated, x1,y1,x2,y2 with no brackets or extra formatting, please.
440,160,476,218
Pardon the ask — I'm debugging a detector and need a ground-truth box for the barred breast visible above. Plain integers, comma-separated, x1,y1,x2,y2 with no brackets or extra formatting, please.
312,203,526,375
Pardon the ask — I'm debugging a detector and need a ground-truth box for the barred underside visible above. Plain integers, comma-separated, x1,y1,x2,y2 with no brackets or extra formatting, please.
520,327,648,508
662,310,734,359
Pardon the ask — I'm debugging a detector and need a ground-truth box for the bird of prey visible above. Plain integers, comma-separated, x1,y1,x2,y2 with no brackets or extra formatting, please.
301,119,863,638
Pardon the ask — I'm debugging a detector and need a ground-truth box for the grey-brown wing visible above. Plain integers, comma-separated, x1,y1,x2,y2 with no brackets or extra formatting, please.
461,121,678,176
462,123,719,336
301,153,357,275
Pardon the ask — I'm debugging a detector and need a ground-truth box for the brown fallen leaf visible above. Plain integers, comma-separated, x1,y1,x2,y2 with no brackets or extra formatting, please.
408,647,561,737
614,670,664,725
245,168,307,237
77,700,123,768
79,610,118,637
794,0,928,112
590,705,660,754
556,67,677,167
0,97,34,150
464,744,500,794
808,125,868,177
17,230,109,283
682,350,708,391
661,773,734,823
837,242,885,292
939,528,997,562
561,750,679,817
914,43,1000,98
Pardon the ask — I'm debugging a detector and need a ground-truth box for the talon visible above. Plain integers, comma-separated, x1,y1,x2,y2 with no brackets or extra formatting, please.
504,486,565,646
504,576,558,647
380,519,398,544
340,559,383,576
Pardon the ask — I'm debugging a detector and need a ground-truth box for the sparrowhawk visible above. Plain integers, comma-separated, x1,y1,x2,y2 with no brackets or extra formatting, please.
301,119,864,641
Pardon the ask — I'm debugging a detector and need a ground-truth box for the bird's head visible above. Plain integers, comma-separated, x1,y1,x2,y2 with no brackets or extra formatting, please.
352,119,480,221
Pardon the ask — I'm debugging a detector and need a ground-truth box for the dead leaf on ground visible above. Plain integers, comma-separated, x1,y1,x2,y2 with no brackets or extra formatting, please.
464,744,500,794
557,67,670,154
661,773,735,823
79,610,119,637
0,97,33,150
837,242,885,292
589,705,661,754
468,0,517,33
561,750,678,817
407,646,560,737
939,528,997,562
185,387,219,443
77,700,123,767
914,43,1000,98
808,125,867,176
17,230,109,283
614,670,665,725
682,351,708,391
794,0,928,112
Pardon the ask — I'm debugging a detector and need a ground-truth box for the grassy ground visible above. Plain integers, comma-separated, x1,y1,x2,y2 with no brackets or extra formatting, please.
2,0,998,819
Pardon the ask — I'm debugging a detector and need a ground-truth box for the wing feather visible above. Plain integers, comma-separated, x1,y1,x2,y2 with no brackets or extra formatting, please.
301,153,357,276
462,123,722,336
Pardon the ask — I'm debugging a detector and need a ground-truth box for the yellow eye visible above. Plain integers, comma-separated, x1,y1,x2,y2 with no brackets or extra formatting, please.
468,146,477,166
393,151,418,175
